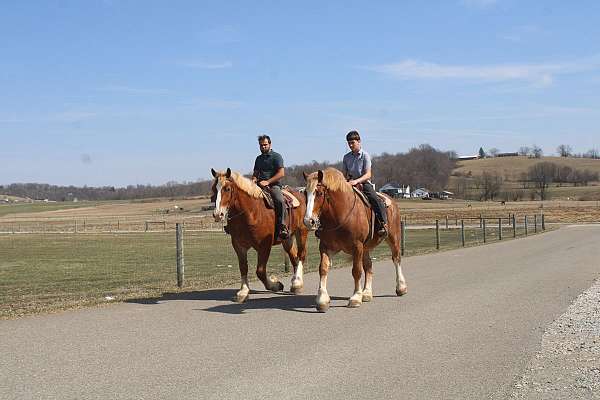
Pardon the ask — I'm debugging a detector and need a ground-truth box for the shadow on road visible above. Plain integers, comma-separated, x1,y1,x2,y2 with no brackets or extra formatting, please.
125,289,346,314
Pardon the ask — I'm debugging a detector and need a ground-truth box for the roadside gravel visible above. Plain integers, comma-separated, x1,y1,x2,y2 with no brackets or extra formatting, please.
508,278,600,399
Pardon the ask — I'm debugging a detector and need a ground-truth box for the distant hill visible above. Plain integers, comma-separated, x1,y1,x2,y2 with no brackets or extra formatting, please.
454,156,600,181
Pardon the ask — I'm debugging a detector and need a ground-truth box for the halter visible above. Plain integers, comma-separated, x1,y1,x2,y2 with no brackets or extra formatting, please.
215,179,246,222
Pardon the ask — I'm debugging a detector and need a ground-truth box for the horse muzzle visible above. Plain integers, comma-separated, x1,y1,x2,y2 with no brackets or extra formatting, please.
213,209,227,222
304,216,319,230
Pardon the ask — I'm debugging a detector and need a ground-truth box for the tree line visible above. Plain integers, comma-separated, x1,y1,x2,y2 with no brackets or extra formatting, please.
2,144,456,201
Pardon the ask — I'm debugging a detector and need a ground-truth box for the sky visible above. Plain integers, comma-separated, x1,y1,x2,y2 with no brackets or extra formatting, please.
1,0,600,187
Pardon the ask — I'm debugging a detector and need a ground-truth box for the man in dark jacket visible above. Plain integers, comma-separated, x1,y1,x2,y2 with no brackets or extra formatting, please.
252,134,289,240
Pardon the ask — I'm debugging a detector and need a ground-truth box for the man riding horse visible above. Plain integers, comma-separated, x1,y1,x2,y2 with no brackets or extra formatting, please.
342,130,388,237
252,134,289,240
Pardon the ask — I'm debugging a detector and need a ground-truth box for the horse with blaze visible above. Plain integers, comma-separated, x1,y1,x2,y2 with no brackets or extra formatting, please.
303,168,407,312
211,168,309,303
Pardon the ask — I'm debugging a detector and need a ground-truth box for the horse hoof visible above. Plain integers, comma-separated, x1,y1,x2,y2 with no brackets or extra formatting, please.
270,281,284,292
290,286,304,294
362,293,373,302
316,302,330,312
396,287,408,296
347,300,362,308
234,294,249,303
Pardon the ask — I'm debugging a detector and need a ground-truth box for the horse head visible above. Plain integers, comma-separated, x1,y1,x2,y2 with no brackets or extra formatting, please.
303,170,327,230
211,168,233,222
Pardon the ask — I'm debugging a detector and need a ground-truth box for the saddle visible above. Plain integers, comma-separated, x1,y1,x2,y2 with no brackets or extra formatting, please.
261,187,300,209
352,185,392,241
260,186,300,240
352,186,392,208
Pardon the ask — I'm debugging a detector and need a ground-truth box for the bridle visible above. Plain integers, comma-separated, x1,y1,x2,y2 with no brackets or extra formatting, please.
215,179,246,222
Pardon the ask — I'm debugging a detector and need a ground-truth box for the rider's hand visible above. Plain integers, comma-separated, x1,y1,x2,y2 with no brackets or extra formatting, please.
258,180,270,188
348,179,359,186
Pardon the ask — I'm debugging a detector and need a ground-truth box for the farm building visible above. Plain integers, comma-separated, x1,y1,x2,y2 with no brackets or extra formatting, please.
458,155,479,161
411,188,430,198
379,183,410,198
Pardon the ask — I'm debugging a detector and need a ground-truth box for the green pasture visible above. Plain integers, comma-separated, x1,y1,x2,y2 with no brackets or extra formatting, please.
0,224,547,318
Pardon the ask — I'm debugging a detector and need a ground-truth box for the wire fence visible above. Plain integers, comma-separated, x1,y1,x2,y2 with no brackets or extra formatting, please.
0,213,546,318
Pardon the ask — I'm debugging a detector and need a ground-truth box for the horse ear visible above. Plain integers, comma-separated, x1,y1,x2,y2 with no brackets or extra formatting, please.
211,168,217,178
302,171,308,181
317,170,324,183
226,168,231,178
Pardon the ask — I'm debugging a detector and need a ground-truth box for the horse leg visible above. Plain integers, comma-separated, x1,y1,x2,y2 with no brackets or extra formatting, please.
286,229,307,293
348,244,364,308
232,241,251,303
386,229,407,296
361,251,373,302
316,243,332,312
256,245,284,292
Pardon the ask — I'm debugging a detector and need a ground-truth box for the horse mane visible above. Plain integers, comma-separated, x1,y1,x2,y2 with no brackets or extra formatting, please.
215,170,263,199
306,168,353,194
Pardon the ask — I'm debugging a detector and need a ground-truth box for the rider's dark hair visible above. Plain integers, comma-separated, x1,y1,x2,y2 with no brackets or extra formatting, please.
257,135,271,144
346,130,361,142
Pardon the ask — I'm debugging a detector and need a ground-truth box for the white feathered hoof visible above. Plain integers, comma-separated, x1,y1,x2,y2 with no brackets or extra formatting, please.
396,286,408,296
362,291,373,302
234,292,249,303
290,278,304,294
316,301,330,313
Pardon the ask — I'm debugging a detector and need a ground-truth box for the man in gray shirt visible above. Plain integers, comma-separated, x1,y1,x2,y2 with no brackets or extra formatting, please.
342,130,388,236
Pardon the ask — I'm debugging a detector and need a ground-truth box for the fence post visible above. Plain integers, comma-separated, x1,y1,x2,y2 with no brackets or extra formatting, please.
435,220,440,250
498,218,502,240
283,248,290,273
482,218,487,243
534,214,538,233
542,213,545,230
461,219,465,247
479,214,483,228
400,221,406,256
74,220,77,233
445,215,449,230
512,214,516,238
145,221,149,232
524,216,528,236
176,223,185,288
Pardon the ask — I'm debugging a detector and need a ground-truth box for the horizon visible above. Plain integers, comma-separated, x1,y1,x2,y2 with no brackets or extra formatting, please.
2,1,600,187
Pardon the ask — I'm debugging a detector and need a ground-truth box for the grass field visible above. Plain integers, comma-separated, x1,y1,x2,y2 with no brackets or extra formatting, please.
0,220,545,319
455,156,600,179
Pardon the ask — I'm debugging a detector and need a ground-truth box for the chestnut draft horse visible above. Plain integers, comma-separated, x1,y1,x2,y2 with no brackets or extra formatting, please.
303,168,407,312
211,168,309,303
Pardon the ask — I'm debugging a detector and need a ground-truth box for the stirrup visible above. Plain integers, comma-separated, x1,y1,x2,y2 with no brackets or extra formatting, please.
278,225,290,240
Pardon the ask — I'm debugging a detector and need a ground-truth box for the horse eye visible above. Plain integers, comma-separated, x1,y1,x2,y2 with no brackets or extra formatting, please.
223,187,231,192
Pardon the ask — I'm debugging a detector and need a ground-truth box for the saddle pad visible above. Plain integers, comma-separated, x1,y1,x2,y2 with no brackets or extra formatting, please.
261,188,300,209
282,189,300,208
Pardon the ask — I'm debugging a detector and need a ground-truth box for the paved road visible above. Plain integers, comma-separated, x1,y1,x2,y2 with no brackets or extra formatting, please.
2,225,599,399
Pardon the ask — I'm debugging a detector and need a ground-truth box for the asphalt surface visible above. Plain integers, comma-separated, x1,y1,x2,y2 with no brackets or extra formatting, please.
2,225,599,400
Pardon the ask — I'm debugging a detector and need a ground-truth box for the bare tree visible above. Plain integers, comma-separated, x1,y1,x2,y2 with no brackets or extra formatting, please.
518,146,531,156
488,148,500,157
584,148,600,159
532,145,543,159
474,171,503,201
527,162,557,200
556,144,572,157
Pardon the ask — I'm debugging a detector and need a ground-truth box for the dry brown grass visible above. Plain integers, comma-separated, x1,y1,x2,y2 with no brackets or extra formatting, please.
394,199,600,224
455,156,600,180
